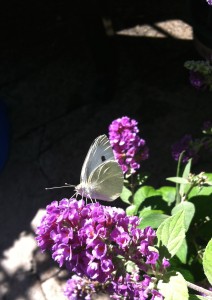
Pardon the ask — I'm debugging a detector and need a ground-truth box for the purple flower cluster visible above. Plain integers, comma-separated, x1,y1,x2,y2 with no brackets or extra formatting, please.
206,0,212,5
36,199,159,281
109,116,149,174
189,71,206,90
109,273,163,300
64,275,106,300
64,273,164,300
171,135,199,163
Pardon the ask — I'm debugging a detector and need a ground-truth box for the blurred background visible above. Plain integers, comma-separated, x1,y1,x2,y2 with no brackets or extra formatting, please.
0,0,211,299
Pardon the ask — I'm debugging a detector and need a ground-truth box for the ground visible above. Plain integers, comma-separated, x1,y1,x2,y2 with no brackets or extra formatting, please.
0,1,211,299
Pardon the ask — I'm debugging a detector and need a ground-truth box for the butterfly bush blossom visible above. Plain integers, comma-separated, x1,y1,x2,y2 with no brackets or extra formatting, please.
171,135,200,163
36,198,167,299
109,116,149,174
172,121,212,163
184,60,212,91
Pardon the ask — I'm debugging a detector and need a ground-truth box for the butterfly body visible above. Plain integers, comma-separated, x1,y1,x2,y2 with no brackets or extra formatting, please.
75,135,123,201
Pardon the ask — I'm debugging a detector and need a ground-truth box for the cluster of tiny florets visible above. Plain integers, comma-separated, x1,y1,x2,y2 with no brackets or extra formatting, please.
36,198,167,299
64,273,164,300
108,116,149,174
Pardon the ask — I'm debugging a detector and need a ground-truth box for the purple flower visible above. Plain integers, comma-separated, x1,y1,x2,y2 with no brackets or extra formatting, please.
92,240,107,259
37,198,169,299
109,273,164,300
36,199,163,282
171,134,199,163
64,275,102,300
206,0,212,5
151,290,164,300
162,258,170,269
109,116,149,174
189,71,205,90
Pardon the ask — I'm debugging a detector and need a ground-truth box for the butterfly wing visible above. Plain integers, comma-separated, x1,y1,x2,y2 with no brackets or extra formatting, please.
80,135,115,183
87,160,124,201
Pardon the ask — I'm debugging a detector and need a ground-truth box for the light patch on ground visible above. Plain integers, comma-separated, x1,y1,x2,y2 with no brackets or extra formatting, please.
116,19,193,40
1,232,37,275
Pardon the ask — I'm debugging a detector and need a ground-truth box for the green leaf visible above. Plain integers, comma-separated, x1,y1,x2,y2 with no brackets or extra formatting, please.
139,211,169,229
133,186,160,208
158,272,189,300
182,159,192,179
171,202,195,232
157,186,176,205
188,186,212,198
139,209,164,217
166,177,189,184
120,186,132,204
176,239,188,264
157,210,186,257
126,204,137,216
205,173,212,182
180,159,192,196
203,238,212,285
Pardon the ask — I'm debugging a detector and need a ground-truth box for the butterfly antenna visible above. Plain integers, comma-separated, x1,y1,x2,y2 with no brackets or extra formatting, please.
45,184,75,190
71,192,77,199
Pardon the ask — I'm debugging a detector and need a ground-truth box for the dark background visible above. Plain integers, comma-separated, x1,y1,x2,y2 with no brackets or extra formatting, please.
0,1,211,299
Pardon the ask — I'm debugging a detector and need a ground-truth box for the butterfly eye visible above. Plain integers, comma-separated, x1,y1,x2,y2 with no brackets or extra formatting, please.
101,155,106,162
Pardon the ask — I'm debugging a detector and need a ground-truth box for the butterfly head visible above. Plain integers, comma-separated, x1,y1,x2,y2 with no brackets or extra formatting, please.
75,182,94,199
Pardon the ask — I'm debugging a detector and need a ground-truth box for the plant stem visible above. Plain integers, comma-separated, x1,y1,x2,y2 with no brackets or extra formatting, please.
187,281,212,297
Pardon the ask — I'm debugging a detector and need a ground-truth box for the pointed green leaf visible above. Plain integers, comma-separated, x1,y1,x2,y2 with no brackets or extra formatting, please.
188,186,212,198
133,186,160,206
157,210,186,257
157,186,176,204
167,177,189,184
203,238,212,285
139,211,169,229
182,159,192,178
120,186,132,204
180,159,192,196
205,173,212,182
158,272,189,300
171,202,195,232
176,239,188,264
126,204,137,216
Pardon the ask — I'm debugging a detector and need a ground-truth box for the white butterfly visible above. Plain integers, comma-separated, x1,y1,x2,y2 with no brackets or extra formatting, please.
46,135,123,201
75,134,123,201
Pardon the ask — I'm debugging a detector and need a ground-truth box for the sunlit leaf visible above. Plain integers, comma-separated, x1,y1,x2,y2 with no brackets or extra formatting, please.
139,210,169,229
158,272,189,300
120,186,132,204
171,202,195,232
180,159,192,196
203,238,212,285
157,210,186,257
167,177,189,184
134,186,161,207
157,186,176,204
176,239,188,264
126,204,137,216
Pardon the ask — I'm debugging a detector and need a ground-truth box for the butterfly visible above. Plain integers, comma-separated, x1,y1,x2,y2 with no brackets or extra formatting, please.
46,135,123,201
